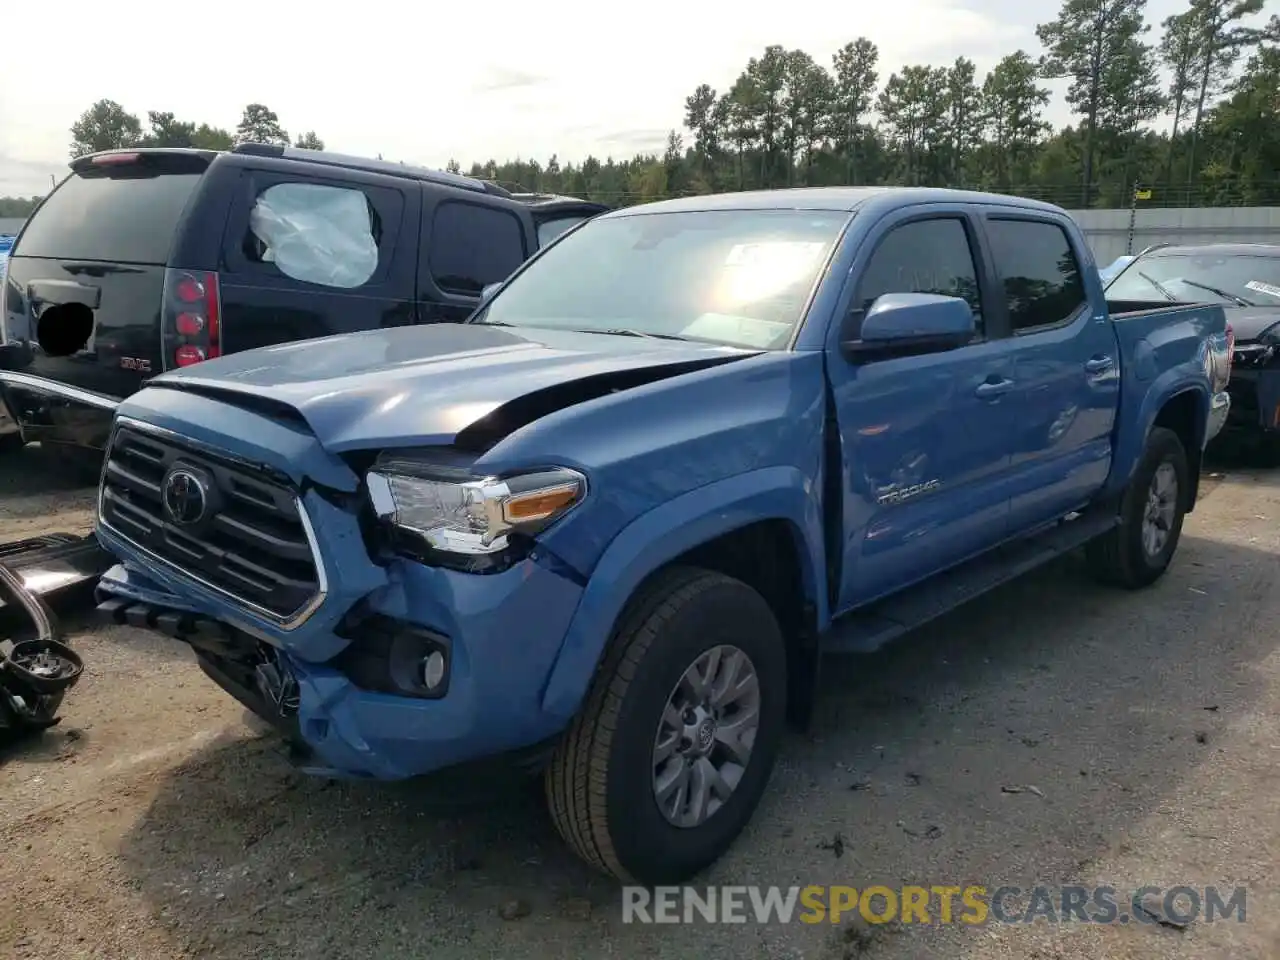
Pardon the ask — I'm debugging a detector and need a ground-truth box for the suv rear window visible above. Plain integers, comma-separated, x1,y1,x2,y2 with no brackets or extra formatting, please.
13,169,201,265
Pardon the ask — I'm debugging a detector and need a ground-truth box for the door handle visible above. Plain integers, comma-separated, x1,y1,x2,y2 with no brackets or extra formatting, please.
974,378,1014,399
1085,356,1114,374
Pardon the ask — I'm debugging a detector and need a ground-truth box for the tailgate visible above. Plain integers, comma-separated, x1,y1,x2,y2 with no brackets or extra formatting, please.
2,153,207,403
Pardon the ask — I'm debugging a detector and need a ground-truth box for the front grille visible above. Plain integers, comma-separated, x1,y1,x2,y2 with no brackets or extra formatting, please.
99,425,321,622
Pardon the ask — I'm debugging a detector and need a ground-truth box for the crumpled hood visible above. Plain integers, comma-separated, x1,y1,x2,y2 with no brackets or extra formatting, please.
1224,305,1280,343
148,323,755,452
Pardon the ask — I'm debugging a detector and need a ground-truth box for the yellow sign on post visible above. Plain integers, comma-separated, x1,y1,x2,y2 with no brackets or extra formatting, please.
1134,189,1152,201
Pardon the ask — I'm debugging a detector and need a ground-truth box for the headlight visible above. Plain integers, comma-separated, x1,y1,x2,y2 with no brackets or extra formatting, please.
366,455,587,561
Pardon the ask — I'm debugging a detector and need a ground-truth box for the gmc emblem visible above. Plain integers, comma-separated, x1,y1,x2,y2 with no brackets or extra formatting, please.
119,357,152,372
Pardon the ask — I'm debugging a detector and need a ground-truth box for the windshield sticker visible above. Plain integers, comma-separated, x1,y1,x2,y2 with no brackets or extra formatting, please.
683,313,789,349
1245,280,1280,300
724,241,828,268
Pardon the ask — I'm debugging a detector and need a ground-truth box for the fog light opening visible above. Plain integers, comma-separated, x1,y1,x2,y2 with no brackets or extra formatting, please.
422,651,447,691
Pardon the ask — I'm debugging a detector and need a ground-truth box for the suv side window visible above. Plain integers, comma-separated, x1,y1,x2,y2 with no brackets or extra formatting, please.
244,182,385,289
985,218,1086,333
854,217,984,337
429,201,527,296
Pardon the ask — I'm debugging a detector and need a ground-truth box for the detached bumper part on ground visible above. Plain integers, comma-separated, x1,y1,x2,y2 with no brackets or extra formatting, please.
0,554,85,736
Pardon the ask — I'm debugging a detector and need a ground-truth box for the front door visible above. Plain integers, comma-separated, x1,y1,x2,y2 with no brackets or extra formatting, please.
824,209,1017,610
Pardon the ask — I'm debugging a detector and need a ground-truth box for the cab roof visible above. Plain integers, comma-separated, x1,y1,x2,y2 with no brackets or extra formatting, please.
600,186,1070,217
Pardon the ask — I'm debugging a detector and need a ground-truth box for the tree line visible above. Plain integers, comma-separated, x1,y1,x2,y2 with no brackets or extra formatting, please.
457,0,1278,210
65,100,324,158
2,0,1277,219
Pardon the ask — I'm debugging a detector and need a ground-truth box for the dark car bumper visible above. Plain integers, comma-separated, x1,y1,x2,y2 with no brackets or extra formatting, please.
1222,365,1280,437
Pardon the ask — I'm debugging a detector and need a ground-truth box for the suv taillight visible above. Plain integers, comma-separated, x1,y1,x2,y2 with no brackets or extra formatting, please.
161,269,222,368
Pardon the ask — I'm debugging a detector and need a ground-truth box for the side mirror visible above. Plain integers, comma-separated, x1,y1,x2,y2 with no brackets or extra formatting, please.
841,293,975,361
479,282,503,304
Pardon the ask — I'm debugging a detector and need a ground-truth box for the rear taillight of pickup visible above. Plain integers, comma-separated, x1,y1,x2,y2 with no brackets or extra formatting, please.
161,269,222,369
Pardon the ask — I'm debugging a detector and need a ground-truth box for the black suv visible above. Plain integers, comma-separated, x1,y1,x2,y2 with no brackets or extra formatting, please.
0,144,608,466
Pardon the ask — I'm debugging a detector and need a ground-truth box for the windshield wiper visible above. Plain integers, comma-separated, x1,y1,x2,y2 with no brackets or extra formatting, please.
1174,278,1254,308
1137,271,1179,302
573,327,694,342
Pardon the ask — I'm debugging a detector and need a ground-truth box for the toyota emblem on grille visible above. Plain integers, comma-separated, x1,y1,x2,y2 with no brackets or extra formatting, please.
162,468,209,525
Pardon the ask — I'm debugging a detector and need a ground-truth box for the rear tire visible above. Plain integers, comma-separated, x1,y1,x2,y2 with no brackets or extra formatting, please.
1086,426,1189,588
0,432,23,454
544,566,788,885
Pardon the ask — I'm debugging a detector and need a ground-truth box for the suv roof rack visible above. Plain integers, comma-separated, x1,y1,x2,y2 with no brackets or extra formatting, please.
230,143,512,197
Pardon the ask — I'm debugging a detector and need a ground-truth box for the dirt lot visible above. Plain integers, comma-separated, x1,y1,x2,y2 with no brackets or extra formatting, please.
3,441,1280,960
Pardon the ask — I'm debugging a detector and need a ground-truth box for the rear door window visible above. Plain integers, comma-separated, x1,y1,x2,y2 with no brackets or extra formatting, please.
13,169,201,264
428,201,527,295
246,182,380,289
984,218,1087,332
227,174,404,290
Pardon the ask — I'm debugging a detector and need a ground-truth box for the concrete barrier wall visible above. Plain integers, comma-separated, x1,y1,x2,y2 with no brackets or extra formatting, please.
1067,207,1280,264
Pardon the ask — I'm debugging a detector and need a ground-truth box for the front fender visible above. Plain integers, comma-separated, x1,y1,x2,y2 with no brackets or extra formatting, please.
1106,371,1207,498
539,465,825,720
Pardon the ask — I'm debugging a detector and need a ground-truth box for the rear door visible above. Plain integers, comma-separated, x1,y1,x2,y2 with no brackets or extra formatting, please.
3,151,209,399
979,211,1121,531
216,165,418,354
416,194,532,322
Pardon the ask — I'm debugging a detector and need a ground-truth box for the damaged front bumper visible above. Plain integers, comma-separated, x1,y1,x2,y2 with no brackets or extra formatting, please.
93,526,587,781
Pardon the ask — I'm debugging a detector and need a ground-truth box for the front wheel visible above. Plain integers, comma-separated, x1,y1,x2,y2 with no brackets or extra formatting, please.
544,567,788,885
1086,426,1190,588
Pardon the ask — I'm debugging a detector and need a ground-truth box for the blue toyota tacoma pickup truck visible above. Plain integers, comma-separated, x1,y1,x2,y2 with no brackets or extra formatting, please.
91,187,1232,884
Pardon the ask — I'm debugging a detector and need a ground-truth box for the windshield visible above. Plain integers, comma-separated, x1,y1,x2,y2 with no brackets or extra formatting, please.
1106,251,1280,307
473,208,849,350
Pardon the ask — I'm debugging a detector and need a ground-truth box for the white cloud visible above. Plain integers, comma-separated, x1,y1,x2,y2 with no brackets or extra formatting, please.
0,0,1205,196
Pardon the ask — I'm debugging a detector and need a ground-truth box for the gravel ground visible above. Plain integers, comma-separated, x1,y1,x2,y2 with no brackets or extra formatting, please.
2,441,1279,959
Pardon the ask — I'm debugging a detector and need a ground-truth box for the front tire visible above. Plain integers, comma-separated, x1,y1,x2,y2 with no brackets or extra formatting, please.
544,566,788,885
1086,426,1189,588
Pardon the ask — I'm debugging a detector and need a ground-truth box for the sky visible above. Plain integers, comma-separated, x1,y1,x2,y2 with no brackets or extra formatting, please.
0,0,1230,198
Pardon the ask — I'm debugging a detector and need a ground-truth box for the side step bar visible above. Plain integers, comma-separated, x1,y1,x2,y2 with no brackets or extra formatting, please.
823,507,1119,654
0,533,115,612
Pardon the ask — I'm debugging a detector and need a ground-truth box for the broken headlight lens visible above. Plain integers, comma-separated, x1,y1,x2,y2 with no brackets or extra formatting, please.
366,456,587,558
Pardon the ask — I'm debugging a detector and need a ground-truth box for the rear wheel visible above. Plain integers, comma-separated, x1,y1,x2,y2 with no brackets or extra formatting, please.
1086,426,1189,588
544,567,788,884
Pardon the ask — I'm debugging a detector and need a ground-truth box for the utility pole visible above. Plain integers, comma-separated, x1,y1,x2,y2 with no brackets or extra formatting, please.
1126,180,1152,255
